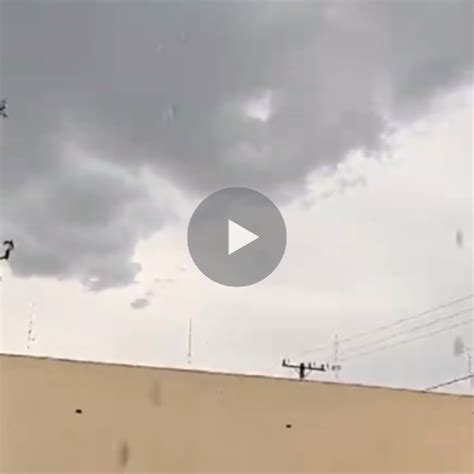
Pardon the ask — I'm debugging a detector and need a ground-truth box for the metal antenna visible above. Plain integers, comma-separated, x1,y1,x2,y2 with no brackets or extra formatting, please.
27,303,36,351
333,333,340,381
187,317,193,365
453,336,473,391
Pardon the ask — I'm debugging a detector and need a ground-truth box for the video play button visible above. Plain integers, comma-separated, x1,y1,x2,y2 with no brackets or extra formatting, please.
228,220,259,255
188,187,286,287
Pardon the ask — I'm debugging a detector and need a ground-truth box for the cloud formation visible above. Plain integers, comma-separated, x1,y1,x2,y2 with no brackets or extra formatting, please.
0,1,472,289
130,297,150,310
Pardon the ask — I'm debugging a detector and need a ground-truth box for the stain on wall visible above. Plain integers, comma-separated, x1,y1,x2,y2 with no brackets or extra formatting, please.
149,380,161,407
118,441,129,469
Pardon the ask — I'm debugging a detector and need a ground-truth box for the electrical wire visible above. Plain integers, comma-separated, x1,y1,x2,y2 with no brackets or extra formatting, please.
340,317,473,362
339,307,473,359
338,293,473,345
425,373,474,391
297,293,473,359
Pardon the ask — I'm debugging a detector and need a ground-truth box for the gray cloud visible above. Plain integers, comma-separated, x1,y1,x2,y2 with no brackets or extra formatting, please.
0,1,472,289
1,148,166,290
154,277,176,287
130,297,150,310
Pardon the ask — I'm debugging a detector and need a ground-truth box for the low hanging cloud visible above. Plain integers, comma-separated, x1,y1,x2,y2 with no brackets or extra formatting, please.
130,297,151,311
0,1,472,289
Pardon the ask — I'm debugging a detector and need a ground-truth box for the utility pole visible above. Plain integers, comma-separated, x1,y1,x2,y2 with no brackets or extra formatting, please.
282,359,327,380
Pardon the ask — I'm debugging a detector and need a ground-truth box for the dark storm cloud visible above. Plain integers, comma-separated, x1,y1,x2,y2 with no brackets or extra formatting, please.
0,1,472,288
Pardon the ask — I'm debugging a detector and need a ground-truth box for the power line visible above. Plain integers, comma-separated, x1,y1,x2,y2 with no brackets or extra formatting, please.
425,373,474,391
338,293,474,346
298,342,334,358
340,317,473,362
297,293,473,359
339,307,473,359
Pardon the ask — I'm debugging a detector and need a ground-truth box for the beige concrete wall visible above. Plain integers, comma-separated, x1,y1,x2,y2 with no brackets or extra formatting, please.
0,354,472,473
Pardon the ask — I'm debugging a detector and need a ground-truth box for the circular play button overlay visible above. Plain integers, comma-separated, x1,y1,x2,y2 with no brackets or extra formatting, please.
187,187,286,287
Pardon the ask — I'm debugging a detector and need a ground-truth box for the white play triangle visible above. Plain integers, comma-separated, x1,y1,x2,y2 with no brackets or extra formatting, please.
228,220,259,255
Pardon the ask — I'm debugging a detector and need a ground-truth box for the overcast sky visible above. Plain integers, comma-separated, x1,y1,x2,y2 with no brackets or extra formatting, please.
0,1,472,394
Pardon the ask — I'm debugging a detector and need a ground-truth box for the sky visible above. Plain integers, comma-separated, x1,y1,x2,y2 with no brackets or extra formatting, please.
0,0,473,394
